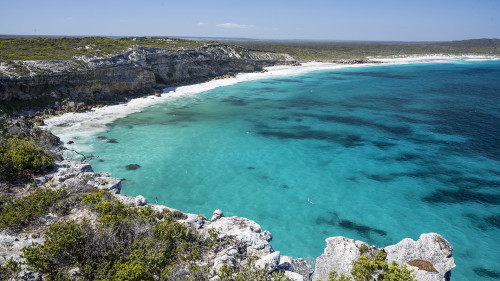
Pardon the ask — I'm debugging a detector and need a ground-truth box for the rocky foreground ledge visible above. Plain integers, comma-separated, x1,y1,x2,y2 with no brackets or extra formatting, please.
1,158,455,281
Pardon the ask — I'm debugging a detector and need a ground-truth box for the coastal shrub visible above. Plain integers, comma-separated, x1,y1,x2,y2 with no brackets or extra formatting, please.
0,135,55,180
23,220,85,273
81,189,132,224
359,245,369,254
217,261,293,281
0,257,22,280
325,250,416,281
23,189,216,280
0,188,67,227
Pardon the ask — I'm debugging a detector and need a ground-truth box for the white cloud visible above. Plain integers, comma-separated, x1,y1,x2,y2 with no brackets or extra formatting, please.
216,22,254,29
197,22,207,26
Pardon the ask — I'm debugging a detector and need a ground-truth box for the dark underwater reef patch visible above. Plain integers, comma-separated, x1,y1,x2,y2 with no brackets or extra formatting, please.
222,96,249,106
485,215,500,229
285,98,333,109
436,83,500,99
258,129,364,147
392,114,434,125
296,112,413,136
464,213,500,231
458,67,500,75
372,141,397,149
112,109,198,126
272,78,304,83
339,220,387,237
474,267,500,279
407,106,500,161
125,164,141,170
357,95,416,110
395,153,421,161
330,70,412,80
362,166,500,195
273,116,290,121
422,189,500,204
315,212,387,240
363,173,393,182
447,176,500,189
258,80,280,84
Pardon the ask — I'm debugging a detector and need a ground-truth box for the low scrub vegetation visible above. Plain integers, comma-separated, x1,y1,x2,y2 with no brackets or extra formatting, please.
5,189,294,280
0,188,67,228
0,134,55,180
234,39,500,61
22,190,210,280
0,37,209,61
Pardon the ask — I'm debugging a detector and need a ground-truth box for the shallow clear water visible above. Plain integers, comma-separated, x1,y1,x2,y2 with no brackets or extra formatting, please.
69,61,500,280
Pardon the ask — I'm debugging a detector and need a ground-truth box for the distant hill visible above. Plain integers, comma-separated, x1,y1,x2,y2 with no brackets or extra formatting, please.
226,38,500,61
437,38,500,48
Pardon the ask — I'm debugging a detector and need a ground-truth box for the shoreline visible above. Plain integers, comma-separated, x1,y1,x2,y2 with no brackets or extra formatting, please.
42,62,348,146
44,55,499,146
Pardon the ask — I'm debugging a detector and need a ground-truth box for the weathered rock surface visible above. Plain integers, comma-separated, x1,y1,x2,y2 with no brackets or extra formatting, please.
6,117,62,157
313,236,371,280
34,160,121,194
200,209,274,257
313,234,455,281
255,251,281,273
0,44,297,110
285,271,306,281
385,233,455,281
292,258,314,280
0,233,43,280
197,209,313,280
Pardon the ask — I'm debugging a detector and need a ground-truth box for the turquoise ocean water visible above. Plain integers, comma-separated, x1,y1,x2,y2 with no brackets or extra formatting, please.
68,60,500,280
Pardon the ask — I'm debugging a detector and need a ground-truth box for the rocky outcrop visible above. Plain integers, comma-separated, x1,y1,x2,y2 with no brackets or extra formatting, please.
6,117,62,158
182,209,313,280
385,233,455,281
313,234,455,281
313,236,370,280
33,160,121,194
0,44,297,110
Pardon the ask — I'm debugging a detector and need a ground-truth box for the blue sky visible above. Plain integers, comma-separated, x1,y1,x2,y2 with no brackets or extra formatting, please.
1,0,499,41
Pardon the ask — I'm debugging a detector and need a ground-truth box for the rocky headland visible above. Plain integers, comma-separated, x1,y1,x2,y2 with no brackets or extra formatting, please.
0,44,296,116
0,44,455,280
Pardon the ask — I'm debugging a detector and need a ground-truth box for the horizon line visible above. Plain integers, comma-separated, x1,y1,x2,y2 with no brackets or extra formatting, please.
1,34,498,43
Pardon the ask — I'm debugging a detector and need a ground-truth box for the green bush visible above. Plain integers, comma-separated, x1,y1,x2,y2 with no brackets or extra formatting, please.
216,258,293,281
0,257,22,280
23,220,85,273
0,188,67,227
23,189,217,280
0,135,55,180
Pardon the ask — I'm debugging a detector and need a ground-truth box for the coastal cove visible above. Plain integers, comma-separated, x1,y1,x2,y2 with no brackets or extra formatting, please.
45,58,500,281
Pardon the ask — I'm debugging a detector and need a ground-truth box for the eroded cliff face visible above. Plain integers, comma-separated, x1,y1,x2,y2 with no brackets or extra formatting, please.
0,44,297,106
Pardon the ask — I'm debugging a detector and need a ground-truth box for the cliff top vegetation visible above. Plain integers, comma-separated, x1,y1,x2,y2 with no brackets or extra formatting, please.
227,38,500,61
0,37,211,61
